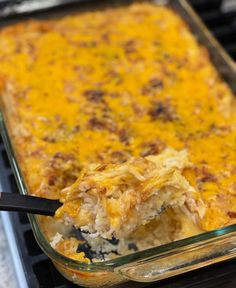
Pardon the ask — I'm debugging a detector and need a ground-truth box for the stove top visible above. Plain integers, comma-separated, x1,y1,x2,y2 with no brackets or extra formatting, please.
0,1,236,287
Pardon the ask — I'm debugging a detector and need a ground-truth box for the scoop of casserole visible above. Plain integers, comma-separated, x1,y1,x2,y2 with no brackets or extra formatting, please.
55,148,205,239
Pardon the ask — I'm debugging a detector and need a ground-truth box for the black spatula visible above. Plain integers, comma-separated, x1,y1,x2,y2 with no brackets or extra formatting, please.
0,192,62,216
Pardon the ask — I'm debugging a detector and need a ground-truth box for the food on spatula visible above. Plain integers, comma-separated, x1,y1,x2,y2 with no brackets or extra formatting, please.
55,148,205,239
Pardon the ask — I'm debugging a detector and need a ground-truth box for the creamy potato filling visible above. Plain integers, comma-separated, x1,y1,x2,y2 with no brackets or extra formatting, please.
55,149,205,239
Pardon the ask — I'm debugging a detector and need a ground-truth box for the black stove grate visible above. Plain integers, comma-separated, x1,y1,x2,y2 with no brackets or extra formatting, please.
191,0,236,59
0,1,236,287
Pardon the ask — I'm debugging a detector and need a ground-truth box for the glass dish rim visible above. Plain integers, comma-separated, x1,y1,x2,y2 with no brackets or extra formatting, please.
0,0,236,272
2,116,236,272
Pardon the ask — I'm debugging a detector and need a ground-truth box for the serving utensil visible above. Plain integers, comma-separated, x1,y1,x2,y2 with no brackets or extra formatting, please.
0,192,62,216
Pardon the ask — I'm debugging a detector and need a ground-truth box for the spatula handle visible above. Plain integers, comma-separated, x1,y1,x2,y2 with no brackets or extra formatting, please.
0,192,62,216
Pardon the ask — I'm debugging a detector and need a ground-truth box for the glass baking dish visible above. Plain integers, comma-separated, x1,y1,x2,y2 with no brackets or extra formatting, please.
1,0,236,287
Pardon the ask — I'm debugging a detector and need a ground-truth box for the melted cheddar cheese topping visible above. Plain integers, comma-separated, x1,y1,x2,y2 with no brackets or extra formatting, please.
0,1,236,235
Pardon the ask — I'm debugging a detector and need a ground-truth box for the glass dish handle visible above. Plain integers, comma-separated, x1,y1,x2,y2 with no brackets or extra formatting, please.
116,232,236,282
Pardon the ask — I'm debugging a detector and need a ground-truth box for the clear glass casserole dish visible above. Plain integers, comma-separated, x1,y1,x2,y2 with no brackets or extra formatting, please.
0,0,236,287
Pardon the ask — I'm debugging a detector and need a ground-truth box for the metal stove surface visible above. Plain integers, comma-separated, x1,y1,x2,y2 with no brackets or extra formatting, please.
0,0,236,287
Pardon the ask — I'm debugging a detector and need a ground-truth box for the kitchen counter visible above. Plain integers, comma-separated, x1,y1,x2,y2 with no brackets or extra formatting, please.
0,214,18,288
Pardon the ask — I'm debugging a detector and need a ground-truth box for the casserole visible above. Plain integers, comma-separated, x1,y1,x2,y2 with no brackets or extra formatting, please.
0,0,236,287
